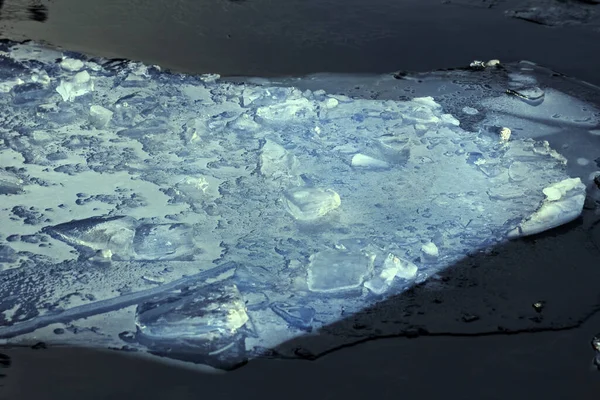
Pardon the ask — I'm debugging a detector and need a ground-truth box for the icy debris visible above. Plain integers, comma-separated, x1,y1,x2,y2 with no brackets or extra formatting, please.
351,153,389,169
508,178,586,238
60,58,84,72
132,223,195,261
227,113,261,132
499,127,511,142
56,71,94,102
258,139,298,179
43,216,137,260
89,105,113,129
136,283,248,339
283,187,341,221
530,140,568,164
270,302,315,331
0,170,24,194
421,242,439,262
0,78,24,93
134,283,249,369
364,253,418,295
255,97,317,123
88,249,112,266
307,249,374,293
375,135,411,164
11,82,51,105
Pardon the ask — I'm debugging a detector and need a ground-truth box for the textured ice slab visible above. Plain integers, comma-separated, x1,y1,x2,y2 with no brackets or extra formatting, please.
508,178,586,238
0,41,597,370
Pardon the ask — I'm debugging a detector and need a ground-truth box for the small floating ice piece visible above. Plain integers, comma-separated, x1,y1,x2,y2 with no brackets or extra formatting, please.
283,187,341,221
364,253,418,295
307,249,374,293
508,178,586,238
351,153,389,169
89,105,113,129
56,70,94,102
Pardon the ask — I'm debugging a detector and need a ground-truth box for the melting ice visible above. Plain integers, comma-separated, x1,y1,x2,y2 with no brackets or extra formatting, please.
0,41,597,370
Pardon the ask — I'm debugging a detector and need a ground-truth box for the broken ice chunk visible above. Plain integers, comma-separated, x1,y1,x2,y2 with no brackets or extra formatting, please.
89,105,113,129
351,153,390,169
60,58,84,72
258,139,297,179
0,170,24,194
421,242,439,263
255,97,317,123
56,71,94,102
270,302,315,332
508,178,586,238
43,216,137,260
134,284,249,370
136,284,248,339
307,249,374,293
364,253,418,295
227,113,261,132
133,223,195,261
283,187,341,221
375,135,411,165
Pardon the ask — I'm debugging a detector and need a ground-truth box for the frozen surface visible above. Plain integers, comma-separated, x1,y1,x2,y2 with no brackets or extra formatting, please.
0,41,599,370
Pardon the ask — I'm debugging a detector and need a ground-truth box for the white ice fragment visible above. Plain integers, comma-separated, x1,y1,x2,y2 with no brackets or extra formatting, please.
0,78,24,93
440,114,460,126
283,187,341,221
56,70,93,102
255,97,317,123
307,249,374,293
508,178,586,238
60,58,84,72
421,242,439,262
31,70,50,85
228,113,261,132
89,105,113,129
589,129,600,136
323,97,339,108
499,127,512,142
364,253,418,295
351,153,389,169
259,140,297,179
412,96,442,109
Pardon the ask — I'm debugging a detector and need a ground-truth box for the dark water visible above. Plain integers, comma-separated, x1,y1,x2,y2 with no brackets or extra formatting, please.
0,0,599,84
